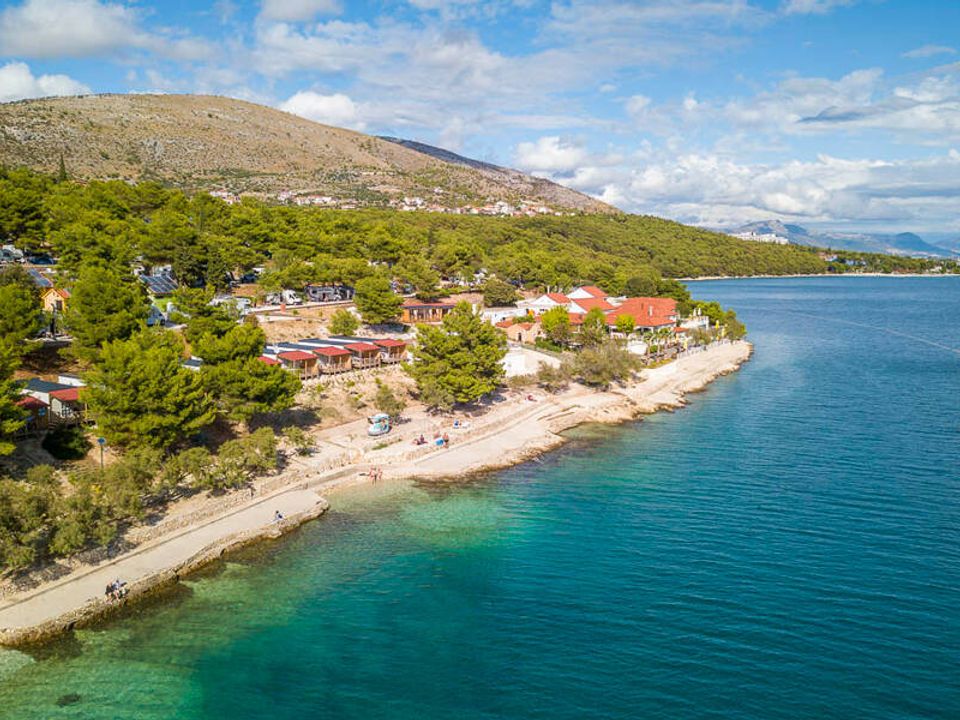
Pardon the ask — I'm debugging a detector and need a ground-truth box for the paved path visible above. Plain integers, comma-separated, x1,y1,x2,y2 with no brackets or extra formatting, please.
0,487,323,634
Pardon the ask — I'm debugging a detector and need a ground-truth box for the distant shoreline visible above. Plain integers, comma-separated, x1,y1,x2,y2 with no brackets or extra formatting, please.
682,273,959,282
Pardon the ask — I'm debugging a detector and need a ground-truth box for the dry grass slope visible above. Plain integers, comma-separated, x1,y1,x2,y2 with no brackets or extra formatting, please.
0,93,613,212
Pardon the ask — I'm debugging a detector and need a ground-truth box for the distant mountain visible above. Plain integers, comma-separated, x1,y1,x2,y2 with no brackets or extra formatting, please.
731,221,958,258
0,94,614,213
935,236,960,253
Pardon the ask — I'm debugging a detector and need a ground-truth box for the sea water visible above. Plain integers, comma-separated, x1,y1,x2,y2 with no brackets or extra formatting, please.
0,276,958,719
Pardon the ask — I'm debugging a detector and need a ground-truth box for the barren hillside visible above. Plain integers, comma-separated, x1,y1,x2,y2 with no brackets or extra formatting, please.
0,93,613,212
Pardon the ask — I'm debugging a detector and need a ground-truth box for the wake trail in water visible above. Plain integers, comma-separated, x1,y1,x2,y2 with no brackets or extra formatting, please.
778,309,960,356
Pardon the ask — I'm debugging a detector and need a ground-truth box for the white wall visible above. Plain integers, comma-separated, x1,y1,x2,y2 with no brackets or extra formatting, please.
501,347,561,377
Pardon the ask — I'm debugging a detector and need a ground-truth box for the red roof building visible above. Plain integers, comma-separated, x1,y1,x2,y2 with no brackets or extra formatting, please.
373,338,407,363
258,355,280,365
606,297,678,329
312,346,352,374
17,395,47,410
49,387,81,403
277,350,317,362
312,346,351,357
568,285,607,300
570,297,615,314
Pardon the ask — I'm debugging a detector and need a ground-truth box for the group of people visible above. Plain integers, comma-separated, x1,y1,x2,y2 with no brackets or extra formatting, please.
368,466,383,482
412,432,451,447
104,578,127,601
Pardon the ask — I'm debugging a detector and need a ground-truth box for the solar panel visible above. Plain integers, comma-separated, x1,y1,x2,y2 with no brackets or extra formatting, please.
28,269,53,288
141,273,178,295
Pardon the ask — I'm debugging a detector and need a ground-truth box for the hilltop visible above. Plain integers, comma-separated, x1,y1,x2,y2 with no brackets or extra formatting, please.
0,94,612,213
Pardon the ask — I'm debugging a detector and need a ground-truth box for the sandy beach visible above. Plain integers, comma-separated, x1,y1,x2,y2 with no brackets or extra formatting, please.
0,340,751,647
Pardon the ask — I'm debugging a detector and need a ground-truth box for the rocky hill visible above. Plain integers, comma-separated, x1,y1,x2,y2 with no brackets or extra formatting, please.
0,94,613,213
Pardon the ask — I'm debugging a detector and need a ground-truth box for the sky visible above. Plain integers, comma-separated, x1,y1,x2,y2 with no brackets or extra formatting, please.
0,0,957,234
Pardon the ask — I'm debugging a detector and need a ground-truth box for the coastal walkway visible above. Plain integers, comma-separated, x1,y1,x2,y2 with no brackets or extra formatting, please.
0,341,751,645
0,485,325,639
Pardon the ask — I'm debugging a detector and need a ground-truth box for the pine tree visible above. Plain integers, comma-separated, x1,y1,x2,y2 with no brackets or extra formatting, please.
328,308,360,336
65,263,150,363
83,330,216,450
0,341,25,455
354,275,403,325
405,302,507,407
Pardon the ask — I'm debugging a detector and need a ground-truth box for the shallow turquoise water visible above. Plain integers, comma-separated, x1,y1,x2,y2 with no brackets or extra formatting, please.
1,277,958,719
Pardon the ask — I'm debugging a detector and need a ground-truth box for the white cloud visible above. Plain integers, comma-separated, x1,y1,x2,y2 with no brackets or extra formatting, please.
0,0,213,61
515,136,590,173
536,141,960,231
0,0,142,58
0,61,90,102
627,66,960,144
259,0,342,22
625,94,651,116
902,45,957,60
279,91,365,130
781,0,855,15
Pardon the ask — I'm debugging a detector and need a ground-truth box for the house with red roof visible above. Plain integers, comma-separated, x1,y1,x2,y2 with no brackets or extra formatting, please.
21,375,87,426
372,338,408,364
41,287,70,315
503,321,542,344
605,297,678,331
568,285,608,301
524,291,570,315
568,296,615,314
344,341,382,369
277,349,319,379
16,395,48,434
311,346,353,374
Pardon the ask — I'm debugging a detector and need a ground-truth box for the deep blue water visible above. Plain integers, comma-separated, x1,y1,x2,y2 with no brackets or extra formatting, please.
1,276,958,719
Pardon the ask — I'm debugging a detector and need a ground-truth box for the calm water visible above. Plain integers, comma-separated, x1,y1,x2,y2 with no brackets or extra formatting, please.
1,277,958,719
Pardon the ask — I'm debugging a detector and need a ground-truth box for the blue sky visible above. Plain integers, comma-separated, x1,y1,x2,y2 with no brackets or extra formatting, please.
0,0,958,233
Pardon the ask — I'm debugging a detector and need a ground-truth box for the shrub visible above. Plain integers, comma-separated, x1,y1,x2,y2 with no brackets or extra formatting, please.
42,426,91,461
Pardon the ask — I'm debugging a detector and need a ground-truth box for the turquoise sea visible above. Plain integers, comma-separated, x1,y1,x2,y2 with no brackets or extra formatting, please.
1,276,958,719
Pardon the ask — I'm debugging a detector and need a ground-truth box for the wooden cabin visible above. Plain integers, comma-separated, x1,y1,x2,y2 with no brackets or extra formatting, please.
16,395,48,435
312,346,353,374
41,287,70,314
277,350,319,380
48,386,86,425
373,339,407,363
400,299,456,324
344,342,381,369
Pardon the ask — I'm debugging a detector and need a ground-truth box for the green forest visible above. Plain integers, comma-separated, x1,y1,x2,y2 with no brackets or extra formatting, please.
1,168,945,300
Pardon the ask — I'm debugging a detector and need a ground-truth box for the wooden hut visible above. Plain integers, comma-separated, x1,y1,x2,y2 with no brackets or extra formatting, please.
277,350,319,380
312,346,352,374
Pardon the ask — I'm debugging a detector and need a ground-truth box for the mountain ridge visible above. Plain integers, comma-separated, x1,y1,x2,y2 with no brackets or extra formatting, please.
731,220,957,258
0,93,614,214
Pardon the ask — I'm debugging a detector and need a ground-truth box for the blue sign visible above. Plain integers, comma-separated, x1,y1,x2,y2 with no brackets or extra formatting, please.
97,437,106,446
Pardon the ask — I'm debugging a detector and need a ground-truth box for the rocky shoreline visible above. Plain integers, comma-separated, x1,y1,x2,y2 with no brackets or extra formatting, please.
0,341,751,648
